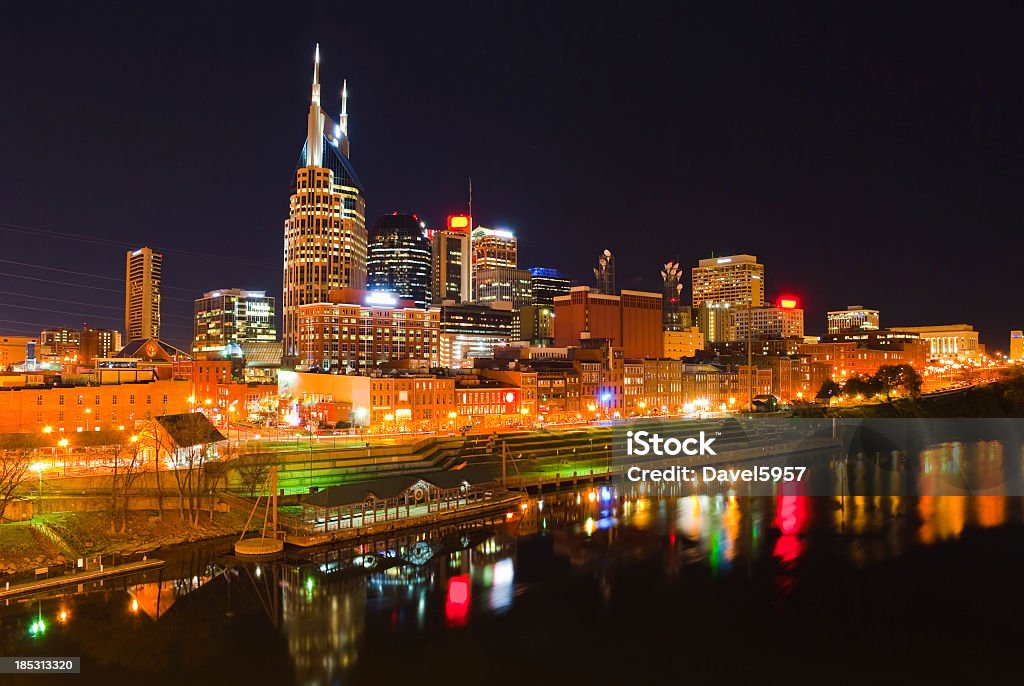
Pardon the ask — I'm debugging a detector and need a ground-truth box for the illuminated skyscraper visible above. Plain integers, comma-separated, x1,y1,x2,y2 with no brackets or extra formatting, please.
432,215,471,304
691,254,764,309
474,267,533,308
367,213,432,308
471,227,517,301
193,289,277,357
125,247,162,341
527,267,571,307
283,45,368,366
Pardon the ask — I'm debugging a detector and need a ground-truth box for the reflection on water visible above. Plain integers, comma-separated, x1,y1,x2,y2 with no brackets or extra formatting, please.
5,439,1024,684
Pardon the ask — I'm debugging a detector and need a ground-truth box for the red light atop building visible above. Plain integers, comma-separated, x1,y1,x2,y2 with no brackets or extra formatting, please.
778,297,799,309
447,214,471,231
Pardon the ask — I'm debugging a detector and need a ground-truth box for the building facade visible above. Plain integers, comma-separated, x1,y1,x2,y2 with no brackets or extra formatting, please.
80,328,123,364
0,378,192,433
728,303,805,341
691,254,764,309
193,289,276,358
827,305,880,334
663,327,704,359
470,227,517,299
474,267,533,309
432,222,471,304
798,339,929,388
554,287,663,358
527,267,571,307
892,324,980,361
439,302,516,368
367,213,432,309
125,247,162,341
296,289,440,372
0,336,35,369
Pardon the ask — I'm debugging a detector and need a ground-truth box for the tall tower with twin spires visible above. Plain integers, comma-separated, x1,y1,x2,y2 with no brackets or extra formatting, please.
282,45,368,367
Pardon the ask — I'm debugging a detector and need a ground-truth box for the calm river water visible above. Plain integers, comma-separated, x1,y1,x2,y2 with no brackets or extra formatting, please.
4,438,1024,685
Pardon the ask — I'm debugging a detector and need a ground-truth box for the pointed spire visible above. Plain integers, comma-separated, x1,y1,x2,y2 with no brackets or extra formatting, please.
306,43,325,167
339,79,349,136
311,43,321,105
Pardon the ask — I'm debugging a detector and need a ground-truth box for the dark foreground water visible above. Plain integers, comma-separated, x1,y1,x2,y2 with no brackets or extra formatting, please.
5,439,1024,685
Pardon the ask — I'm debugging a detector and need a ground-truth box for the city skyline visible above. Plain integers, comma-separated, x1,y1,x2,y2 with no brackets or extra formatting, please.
2,5,1023,350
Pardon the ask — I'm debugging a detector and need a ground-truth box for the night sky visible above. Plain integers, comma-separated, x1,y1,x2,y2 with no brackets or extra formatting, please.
2,3,1022,351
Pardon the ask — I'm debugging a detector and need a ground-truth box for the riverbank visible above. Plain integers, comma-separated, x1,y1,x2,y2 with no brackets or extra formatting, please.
0,509,253,578
829,377,1024,419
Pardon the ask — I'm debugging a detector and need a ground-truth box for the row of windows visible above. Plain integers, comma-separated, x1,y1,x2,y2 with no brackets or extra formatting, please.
50,394,167,406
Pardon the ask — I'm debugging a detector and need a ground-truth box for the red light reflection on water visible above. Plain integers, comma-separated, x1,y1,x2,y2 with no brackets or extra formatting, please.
446,575,470,627
773,494,808,567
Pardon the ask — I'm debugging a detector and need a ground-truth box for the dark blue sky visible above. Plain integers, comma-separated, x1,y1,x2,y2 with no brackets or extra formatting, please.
2,2,1022,350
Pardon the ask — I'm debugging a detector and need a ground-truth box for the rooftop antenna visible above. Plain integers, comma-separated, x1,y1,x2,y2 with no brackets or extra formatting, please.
468,176,473,227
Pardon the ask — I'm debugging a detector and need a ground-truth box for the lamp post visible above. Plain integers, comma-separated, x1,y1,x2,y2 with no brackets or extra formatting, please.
41,426,53,469
84,407,91,432
57,438,69,474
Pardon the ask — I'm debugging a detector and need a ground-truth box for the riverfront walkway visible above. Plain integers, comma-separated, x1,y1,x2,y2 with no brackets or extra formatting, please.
0,559,165,600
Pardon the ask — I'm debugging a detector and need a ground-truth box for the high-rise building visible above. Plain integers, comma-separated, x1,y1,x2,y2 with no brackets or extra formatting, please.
691,254,764,309
283,45,368,367
474,267,533,308
439,302,516,368
695,303,731,344
827,305,880,334
193,289,277,357
432,215,472,304
125,247,162,341
1011,330,1023,361
593,249,616,295
367,213,432,308
470,227,517,299
80,327,122,364
527,267,571,307
553,287,663,358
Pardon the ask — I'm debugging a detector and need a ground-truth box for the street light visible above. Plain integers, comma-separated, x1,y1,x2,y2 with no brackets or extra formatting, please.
57,438,69,473
84,407,92,432
31,462,45,512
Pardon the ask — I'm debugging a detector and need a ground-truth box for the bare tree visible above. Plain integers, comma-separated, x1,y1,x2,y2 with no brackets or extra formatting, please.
164,417,223,527
105,433,145,534
202,459,229,522
234,452,276,498
0,434,41,521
